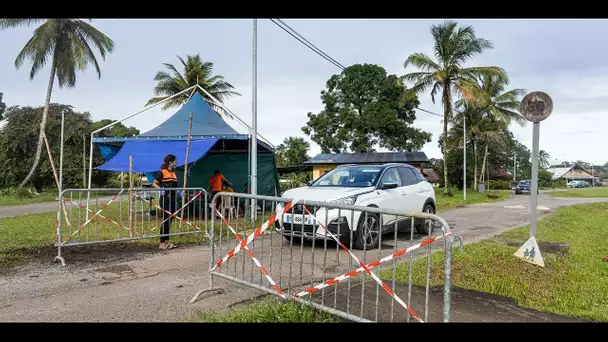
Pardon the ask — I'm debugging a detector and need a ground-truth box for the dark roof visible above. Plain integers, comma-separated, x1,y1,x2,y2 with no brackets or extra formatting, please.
303,152,429,165
422,168,440,183
277,165,313,175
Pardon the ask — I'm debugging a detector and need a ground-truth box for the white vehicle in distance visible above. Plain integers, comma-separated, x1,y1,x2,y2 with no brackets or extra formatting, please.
275,163,437,250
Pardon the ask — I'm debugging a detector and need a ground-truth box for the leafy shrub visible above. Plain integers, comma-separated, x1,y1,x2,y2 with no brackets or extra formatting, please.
15,187,35,199
489,180,511,190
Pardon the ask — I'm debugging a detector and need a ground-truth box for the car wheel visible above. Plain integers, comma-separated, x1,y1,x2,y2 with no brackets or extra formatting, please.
416,203,436,235
515,191,522,195
354,212,380,250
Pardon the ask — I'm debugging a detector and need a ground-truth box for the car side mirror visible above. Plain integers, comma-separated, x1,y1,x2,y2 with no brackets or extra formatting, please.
381,181,399,189
306,180,314,187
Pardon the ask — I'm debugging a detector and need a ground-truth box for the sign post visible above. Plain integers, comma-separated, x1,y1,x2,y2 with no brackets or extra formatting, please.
515,91,553,267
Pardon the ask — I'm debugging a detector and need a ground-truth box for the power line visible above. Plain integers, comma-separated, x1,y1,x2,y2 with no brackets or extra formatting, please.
269,18,443,118
269,19,346,70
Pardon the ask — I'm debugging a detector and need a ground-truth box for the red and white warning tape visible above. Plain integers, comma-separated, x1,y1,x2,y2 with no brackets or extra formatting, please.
61,190,124,244
133,192,209,238
299,205,424,323
211,198,300,272
295,231,452,299
63,197,140,236
215,209,286,299
151,190,205,233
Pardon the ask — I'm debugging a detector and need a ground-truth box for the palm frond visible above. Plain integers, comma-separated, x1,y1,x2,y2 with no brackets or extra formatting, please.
403,53,441,72
0,19,45,29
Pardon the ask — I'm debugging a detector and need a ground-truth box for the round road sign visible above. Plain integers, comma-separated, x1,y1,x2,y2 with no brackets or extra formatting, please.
520,91,553,123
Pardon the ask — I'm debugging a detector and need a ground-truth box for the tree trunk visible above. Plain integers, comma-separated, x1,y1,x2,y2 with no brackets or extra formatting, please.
480,144,489,183
442,85,452,196
19,57,57,188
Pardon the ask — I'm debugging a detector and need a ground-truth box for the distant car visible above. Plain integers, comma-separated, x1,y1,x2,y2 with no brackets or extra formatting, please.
567,180,588,188
276,163,437,250
515,180,538,195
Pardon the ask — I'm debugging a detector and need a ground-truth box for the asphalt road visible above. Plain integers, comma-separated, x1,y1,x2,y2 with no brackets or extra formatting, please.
1,192,607,322
0,197,115,219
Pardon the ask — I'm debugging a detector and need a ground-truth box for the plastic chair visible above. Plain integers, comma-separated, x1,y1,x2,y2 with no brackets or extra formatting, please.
221,195,237,220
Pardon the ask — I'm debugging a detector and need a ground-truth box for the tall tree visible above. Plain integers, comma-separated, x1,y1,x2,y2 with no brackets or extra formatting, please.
448,103,506,189
539,150,550,169
0,93,6,121
0,104,93,190
303,64,432,153
146,54,240,117
402,20,506,195
276,137,310,168
92,119,140,138
0,19,114,188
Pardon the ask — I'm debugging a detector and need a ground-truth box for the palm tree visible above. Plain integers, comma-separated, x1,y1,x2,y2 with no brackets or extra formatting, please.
539,150,550,169
449,103,507,189
146,54,240,117
451,74,525,188
402,21,506,195
0,19,114,187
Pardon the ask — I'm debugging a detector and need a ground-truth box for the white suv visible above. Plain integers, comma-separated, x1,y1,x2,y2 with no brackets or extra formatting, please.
276,163,436,250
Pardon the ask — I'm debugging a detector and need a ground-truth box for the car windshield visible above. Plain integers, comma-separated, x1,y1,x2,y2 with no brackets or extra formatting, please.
519,180,531,185
311,166,383,188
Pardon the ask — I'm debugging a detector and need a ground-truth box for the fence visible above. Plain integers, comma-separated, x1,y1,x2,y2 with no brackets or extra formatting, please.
194,192,457,323
54,187,211,266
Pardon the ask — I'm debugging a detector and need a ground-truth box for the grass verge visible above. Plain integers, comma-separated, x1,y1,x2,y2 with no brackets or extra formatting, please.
380,202,608,321
0,191,57,207
0,197,272,271
546,188,608,198
435,188,511,211
185,298,339,323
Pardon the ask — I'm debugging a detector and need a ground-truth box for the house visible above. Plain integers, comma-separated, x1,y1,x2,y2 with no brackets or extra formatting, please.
545,160,599,183
303,152,430,179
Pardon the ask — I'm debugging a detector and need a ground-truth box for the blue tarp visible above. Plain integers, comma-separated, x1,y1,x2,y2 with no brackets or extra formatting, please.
96,138,218,173
140,93,239,137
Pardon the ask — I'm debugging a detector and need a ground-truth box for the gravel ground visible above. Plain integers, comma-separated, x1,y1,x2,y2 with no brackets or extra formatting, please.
1,192,607,322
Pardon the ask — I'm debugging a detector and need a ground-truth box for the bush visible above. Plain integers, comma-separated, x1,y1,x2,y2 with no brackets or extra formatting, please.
14,187,35,199
489,180,511,190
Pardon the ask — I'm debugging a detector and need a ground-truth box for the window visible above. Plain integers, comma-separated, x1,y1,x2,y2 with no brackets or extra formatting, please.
379,168,401,187
398,167,419,186
411,168,427,183
311,165,383,188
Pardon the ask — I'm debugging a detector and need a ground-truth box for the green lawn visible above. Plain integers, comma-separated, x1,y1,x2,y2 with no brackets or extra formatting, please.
0,196,271,271
435,188,511,211
381,202,608,321
0,191,58,207
185,298,338,323
546,188,608,198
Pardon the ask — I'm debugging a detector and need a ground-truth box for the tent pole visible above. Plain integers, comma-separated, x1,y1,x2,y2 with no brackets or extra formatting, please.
129,155,134,238
180,112,193,229
251,18,258,221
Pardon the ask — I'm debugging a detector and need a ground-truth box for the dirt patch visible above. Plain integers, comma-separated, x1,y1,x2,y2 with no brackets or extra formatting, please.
0,242,161,276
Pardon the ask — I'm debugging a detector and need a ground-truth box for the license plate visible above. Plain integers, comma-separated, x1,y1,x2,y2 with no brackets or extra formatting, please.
284,214,314,225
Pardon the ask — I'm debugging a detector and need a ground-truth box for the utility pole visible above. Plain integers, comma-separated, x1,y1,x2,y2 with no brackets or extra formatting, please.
514,152,517,181
463,116,466,200
250,18,258,220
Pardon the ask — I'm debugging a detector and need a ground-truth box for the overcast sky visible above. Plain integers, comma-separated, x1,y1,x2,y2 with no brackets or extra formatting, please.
1,19,607,165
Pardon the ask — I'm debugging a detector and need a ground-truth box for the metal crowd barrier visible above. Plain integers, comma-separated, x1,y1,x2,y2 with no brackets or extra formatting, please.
193,192,456,323
54,187,210,266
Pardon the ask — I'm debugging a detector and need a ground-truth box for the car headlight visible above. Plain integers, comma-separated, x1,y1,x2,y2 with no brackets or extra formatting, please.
331,195,357,206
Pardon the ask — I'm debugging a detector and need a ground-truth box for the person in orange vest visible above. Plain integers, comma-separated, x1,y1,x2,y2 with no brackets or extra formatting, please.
152,154,179,250
208,169,232,214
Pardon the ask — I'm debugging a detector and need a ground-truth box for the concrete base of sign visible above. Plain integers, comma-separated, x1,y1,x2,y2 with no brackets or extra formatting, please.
494,239,569,256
